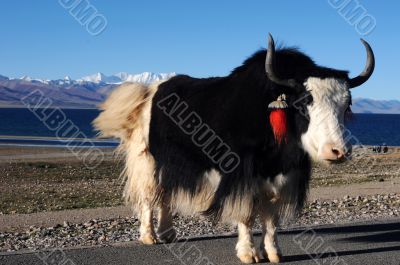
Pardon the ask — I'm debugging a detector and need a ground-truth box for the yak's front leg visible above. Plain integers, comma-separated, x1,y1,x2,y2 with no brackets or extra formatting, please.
236,221,260,263
260,213,282,263
139,202,157,244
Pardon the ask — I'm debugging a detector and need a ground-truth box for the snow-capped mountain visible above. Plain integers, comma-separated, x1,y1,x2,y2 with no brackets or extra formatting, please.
7,72,176,86
119,72,176,84
78,72,176,85
78,72,121,84
19,76,50,84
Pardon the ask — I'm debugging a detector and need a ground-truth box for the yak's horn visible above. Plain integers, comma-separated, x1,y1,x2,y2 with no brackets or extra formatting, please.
265,33,298,88
349,39,375,88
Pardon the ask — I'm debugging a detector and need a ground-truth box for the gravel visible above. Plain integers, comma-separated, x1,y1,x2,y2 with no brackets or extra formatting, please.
1,193,399,252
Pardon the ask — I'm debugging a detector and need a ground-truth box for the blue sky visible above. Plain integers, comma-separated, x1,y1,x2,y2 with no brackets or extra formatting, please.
0,0,398,100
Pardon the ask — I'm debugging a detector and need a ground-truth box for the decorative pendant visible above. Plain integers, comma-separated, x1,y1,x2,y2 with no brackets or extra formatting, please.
268,94,288,145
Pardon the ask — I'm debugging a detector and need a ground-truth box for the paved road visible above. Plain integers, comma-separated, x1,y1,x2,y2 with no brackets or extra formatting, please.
1,220,399,265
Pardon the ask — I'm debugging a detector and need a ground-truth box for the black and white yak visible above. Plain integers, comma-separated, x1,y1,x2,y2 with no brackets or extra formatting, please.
94,34,374,263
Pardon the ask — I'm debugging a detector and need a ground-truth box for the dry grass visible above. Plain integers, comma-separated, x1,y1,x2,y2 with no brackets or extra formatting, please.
0,160,124,214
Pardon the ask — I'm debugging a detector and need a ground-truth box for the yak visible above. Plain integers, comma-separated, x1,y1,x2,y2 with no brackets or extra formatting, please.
94,34,374,263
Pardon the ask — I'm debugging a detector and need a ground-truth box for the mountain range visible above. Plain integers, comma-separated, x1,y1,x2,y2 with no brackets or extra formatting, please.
0,72,176,108
0,72,398,113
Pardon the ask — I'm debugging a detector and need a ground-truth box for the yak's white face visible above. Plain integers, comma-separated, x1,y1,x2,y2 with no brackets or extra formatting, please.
301,77,352,163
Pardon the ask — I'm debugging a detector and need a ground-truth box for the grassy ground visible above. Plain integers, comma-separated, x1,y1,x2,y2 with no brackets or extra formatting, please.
1,146,399,214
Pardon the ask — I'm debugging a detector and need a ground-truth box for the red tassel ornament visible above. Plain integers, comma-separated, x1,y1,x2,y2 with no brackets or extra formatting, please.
268,94,288,145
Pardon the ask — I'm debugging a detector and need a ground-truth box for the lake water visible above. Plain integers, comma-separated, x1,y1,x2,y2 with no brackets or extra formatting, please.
0,108,399,147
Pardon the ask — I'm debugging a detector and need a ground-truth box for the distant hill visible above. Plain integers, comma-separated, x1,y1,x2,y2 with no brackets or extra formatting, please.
0,73,398,113
352,98,400,114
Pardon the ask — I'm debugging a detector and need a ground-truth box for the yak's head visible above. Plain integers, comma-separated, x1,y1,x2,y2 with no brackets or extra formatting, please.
266,34,375,163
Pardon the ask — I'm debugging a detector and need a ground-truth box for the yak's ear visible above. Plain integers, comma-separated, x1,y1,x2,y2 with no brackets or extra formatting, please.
265,33,298,89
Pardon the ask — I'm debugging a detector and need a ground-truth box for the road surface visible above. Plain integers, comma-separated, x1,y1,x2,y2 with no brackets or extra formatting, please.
1,219,399,265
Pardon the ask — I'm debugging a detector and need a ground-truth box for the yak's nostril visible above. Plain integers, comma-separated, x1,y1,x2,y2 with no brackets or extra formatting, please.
332,148,345,159
319,144,346,161
332,148,342,157
332,148,339,155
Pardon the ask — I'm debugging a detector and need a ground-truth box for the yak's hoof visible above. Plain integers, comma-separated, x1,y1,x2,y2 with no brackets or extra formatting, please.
261,247,282,263
237,249,260,264
139,233,157,245
267,253,282,263
158,228,177,243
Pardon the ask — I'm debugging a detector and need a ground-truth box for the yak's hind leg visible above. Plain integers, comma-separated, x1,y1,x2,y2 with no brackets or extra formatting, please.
260,211,282,263
236,221,260,264
157,196,176,243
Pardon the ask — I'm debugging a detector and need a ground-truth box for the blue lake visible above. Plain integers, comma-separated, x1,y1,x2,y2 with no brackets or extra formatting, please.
0,108,399,147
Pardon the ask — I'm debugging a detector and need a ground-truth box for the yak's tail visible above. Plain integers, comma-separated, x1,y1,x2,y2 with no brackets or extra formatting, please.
93,82,159,210
93,82,157,146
